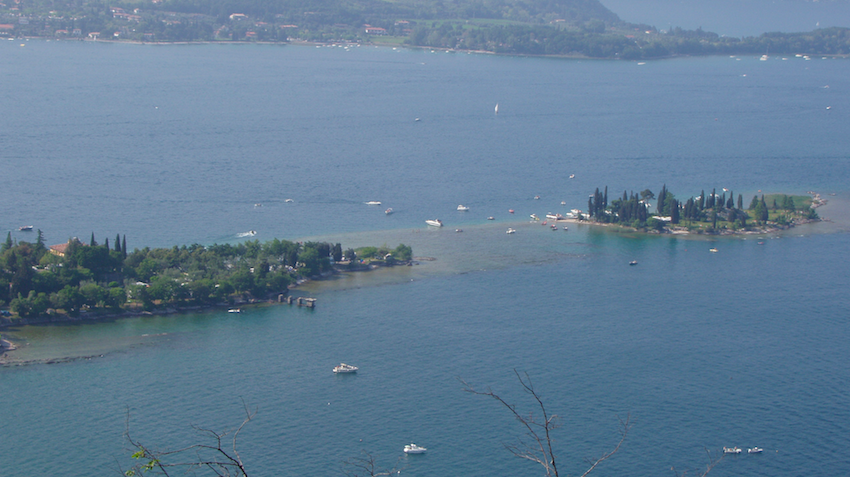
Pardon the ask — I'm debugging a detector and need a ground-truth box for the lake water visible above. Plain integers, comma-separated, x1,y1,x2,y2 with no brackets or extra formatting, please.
1,40,849,476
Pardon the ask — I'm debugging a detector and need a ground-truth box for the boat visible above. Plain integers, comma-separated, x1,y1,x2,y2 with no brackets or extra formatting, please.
563,226,568,231
709,248,718,253
455,229,463,233
506,228,516,234
385,208,394,215
365,201,382,206
629,260,638,266
530,214,539,221
508,209,514,214
748,447,763,454
457,205,470,211
534,195,540,200
404,443,427,454
228,308,241,313
425,219,443,227
285,198,294,203
546,213,565,220
333,363,358,373
569,174,575,179
550,224,558,230
18,225,33,231
494,103,499,114
723,447,742,454
560,201,566,205
487,216,494,220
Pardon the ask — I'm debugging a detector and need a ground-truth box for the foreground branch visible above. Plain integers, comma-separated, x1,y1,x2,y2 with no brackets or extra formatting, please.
460,369,630,477
122,400,257,476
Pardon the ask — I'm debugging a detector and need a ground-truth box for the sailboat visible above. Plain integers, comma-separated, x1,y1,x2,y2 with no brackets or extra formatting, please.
495,103,499,114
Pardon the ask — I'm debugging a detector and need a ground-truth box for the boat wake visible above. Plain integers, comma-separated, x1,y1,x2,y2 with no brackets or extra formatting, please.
237,230,258,238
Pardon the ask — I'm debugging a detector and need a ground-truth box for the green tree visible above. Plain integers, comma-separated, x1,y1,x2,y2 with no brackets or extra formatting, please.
2,232,12,252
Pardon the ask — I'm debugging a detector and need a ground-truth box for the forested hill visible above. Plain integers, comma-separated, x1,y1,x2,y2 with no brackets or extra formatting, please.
4,0,850,58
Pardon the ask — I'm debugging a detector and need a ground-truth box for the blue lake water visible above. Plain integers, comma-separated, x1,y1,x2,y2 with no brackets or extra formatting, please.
1,41,849,476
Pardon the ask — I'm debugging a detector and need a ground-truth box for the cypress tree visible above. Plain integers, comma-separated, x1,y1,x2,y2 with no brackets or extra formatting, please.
699,190,705,210
90,232,97,246
727,193,734,209
122,235,127,259
671,199,680,224
2,232,12,252
749,195,759,210
737,194,743,210
603,186,608,209
105,238,110,250
115,234,121,252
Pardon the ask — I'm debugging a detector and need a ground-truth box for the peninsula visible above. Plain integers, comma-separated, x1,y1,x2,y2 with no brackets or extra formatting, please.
0,233,412,330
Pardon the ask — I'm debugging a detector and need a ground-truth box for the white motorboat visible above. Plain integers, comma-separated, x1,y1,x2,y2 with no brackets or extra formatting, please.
506,228,516,234
285,198,294,203
18,225,33,231
570,209,582,215
333,363,358,373
560,201,566,205
723,447,742,454
457,205,470,211
228,308,241,313
365,201,382,206
569,174,575,179
748,447,763,454
425,219,443,227
385,208,394,215
629,260,638,266
494,103,499,114
546,213,565,220
404,443,427,454
530,214,539,221
487,216,494,220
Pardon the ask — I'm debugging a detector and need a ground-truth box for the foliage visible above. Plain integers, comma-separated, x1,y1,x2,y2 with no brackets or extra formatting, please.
0,235,411,317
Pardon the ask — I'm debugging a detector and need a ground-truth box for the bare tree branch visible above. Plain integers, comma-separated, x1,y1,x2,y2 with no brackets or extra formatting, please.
671,447,725,477
121,399,257,476
460,369,630,477
342,451,404,477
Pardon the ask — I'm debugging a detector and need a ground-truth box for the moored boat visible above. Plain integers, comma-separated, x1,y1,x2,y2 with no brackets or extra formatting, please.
723,446,742,454
365,201,382,206
506,228,516,234
385,208,393,215
425,219,443,227
457,205,470,211
748,447,763,454
404,443,427,454
333,363,358,373
228,308,241,313
18,225,33,231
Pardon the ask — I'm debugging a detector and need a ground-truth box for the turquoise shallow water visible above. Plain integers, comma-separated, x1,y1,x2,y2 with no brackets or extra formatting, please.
0,41,849,476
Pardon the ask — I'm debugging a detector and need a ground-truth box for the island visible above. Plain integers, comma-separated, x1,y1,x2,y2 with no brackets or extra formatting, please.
2,0,849,59
0,232,413,329
567,186,823,234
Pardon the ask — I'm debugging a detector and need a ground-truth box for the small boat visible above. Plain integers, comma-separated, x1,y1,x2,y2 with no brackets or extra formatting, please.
506,228,516,234
404,443,427,454
571,209,582,215
550,224,558,230
709,248,718,253
365,201,382,206
385,208,394,215
563,226,568,231
546,213,565,220
455,229,463,233
18,225,33,231
425,219,443,227
285,198,294,203
569,174,575,179
457,205,470,211
414,117,421,122
254,203,262,207
228,308,241,313
629,260,638,266
560,201,566,205
508,209,514,214
534,195,540,200
748,447,763,454
333,363,358,373
487,216,494,220
723,447,742,454
494,103,499,114
530,214,539,221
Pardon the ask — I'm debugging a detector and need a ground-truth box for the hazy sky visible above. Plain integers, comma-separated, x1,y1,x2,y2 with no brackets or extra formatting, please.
600,0,850,37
